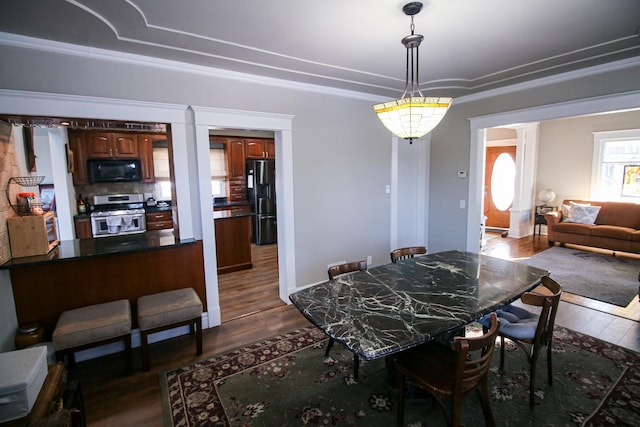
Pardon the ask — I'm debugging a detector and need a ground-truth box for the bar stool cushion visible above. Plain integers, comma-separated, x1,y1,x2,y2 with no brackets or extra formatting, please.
137,288,202,331
52,299,132,351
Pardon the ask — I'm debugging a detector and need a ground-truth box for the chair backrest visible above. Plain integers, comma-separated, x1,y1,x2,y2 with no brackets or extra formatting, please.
520,276,562,347
327,260,367,280
390,246,427,263
452,313,499,394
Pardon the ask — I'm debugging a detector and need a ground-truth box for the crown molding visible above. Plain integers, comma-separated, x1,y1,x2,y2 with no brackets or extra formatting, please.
1,31,638,106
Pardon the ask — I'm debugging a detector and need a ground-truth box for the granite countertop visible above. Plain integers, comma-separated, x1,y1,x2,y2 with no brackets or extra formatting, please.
213,209,255,220
213,199,251,208
1,230,196,269
289,250,549,360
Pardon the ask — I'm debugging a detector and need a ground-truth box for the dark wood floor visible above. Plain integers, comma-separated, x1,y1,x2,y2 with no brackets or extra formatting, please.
71,234,631,425
218,243,284,322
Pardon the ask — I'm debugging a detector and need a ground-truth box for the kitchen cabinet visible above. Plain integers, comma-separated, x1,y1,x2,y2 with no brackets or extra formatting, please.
225,138,247,202
214,211,252,274
85,131,139,158
145,210,173,230
68,130,163,185
138,134,155,183
245,138,275,159
68,130,90,185
74,216,92,239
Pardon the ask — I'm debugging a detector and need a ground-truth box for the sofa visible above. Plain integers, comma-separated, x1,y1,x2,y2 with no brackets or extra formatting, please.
544,199,640,254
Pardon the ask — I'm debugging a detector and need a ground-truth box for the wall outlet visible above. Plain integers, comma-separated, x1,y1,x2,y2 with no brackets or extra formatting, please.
457,170,467,178
367,255,372,265
460,200,466,209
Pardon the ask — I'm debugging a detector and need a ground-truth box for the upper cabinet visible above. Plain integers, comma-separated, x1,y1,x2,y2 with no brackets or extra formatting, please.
245,138,275,159
138,134,156,183
85,132,139,158
68,130,162,185
68,130,89,185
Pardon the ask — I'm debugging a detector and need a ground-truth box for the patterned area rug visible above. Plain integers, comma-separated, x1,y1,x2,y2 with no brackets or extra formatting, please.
520,246,640,307
160,326,639,426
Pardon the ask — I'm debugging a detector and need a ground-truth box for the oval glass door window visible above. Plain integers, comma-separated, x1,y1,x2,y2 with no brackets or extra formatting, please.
491,153,515,211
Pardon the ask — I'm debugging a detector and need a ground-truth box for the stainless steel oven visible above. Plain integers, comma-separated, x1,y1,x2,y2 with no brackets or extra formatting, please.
90,193,146,238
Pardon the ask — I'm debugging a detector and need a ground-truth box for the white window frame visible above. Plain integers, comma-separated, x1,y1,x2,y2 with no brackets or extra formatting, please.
591,129,640,201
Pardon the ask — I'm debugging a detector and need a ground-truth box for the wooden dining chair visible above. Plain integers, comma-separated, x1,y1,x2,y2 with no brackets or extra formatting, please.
325,259,368,380
395,313,499,427
390,246,427,263
481,275,562,408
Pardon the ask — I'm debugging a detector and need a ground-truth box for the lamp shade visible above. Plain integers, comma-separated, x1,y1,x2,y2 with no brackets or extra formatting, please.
537,188,556,204
374,96,452,140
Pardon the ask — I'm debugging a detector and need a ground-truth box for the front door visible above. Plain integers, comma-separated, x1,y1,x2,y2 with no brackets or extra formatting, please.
484,146,516,229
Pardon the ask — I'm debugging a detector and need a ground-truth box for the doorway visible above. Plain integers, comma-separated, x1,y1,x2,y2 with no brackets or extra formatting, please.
484,146,516,229
211,130,283,322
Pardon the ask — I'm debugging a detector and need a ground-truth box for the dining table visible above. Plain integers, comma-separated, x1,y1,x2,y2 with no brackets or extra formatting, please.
289,250,549,361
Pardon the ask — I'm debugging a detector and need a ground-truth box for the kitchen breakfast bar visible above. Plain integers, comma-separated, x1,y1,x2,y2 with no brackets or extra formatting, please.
1,230,207,335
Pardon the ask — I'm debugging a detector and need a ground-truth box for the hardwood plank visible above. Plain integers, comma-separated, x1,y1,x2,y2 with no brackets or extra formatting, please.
217,243,284,321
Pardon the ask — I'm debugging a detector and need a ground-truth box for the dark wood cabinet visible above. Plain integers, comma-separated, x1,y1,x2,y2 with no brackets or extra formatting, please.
265,139,275,159
85,132,139,158
227,138,246,178
138,134,155,183
67,130,163,185
214,214,252,274
226,138,247,202
74,217,92,239
68,130,89,185
245,138,275,159
145,210,173,230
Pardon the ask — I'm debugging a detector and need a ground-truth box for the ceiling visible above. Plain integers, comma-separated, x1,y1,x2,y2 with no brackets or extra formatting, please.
0,0,639,99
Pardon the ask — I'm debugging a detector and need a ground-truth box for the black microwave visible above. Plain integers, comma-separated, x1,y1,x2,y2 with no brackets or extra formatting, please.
88,159,142,183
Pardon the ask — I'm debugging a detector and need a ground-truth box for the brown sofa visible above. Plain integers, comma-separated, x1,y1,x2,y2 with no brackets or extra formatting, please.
544,199,640,254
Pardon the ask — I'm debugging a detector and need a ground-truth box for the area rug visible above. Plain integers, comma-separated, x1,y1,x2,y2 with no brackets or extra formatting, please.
519,246,640,307
160,326,639,426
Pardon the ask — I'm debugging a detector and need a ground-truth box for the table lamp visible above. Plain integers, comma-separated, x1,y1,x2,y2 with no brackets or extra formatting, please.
537,188,556,206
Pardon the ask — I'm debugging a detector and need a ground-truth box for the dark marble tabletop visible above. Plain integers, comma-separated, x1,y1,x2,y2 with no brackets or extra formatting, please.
289,250,549,360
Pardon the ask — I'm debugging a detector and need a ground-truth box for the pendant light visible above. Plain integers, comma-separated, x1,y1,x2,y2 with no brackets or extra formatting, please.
373,2,452,143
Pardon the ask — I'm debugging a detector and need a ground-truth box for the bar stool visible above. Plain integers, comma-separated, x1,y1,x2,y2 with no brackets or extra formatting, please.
137,288,203,371
52,299,132,375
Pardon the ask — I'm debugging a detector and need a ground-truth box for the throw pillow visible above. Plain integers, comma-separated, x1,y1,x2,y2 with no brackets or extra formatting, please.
562,201,590,222
565,204,601,224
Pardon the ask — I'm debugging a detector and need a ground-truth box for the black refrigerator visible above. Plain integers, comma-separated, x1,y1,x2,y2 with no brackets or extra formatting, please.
246,159,277,245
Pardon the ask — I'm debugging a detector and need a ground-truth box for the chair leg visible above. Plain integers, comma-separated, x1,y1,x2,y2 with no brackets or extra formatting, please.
324,338,335,357
396,371,405,427
195,317,203,355
477,377,496,427
141,330,150,371
499,336,505,371
529,350,542,409
450,390,462,427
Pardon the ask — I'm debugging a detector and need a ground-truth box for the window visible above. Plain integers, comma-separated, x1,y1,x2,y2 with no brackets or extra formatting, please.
592,129,640,201
210,148,226,198
153,147,172,200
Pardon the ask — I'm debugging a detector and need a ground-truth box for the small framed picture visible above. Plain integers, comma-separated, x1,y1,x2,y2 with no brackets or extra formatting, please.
39,184,56,212
622,165,640,198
